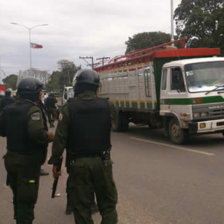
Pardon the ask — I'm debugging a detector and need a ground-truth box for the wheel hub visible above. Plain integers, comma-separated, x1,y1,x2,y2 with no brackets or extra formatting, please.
171,124,180,137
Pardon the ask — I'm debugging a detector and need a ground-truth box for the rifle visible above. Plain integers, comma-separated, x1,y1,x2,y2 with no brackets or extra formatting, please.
51,157,63,198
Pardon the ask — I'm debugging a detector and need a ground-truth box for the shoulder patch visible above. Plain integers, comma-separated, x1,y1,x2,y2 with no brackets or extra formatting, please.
31,112,41,121
59,113,63,121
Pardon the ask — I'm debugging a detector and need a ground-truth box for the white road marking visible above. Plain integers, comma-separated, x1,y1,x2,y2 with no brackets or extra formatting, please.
130,137,215,156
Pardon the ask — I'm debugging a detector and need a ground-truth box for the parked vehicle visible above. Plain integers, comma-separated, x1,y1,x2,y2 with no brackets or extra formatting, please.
94,38,224,144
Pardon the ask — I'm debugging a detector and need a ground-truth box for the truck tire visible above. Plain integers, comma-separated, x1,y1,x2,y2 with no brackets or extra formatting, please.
112,112,128,132
168,118,188,144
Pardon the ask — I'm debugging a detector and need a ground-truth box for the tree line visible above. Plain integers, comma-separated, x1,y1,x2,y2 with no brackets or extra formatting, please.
3,60,80,93
3,0,224,91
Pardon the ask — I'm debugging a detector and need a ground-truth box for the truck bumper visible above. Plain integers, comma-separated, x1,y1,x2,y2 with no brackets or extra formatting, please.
189,119,224,134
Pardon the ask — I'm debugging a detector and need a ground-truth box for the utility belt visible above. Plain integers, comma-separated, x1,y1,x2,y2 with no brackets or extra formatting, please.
68,152,101,160
6,148,47,165
68,149,111,161
4,151,36,167
7,150,33,156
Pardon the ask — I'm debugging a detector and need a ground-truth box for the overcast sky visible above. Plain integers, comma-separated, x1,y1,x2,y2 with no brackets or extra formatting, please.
0,0,181,79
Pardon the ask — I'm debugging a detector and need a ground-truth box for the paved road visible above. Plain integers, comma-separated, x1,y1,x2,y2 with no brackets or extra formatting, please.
1,125,224,223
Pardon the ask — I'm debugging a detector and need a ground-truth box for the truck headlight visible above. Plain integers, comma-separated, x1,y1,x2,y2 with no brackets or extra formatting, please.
193,113,200,118
201,112,208,117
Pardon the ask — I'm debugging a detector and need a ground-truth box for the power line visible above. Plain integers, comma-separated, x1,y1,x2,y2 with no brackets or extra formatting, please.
96,57,110,66
79,56,94,69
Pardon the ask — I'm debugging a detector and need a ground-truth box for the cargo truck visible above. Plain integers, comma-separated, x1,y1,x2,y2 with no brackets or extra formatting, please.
94,38,224,144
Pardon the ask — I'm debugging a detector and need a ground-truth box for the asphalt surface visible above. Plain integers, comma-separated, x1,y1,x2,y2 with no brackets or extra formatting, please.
1,124,224,223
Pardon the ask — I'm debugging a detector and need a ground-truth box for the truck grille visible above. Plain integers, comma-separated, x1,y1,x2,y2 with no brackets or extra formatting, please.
208,105,224,119
192,103,224,121
210,108,224,117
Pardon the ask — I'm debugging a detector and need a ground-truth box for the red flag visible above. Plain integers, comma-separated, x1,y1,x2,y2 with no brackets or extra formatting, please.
31,42,43,49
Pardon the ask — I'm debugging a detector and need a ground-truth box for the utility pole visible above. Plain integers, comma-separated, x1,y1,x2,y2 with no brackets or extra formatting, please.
170,0,174,45
67,70,71,84
11,22,48,69
79,56,94,69
96,57,110,66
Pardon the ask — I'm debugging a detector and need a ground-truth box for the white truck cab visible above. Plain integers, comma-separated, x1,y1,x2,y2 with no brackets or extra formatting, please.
160,57,224,143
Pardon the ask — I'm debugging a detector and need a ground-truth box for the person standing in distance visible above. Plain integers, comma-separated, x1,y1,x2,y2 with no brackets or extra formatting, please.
0,77,54,224
48,69,118,224
38,93,51,176
44,93,57,128
0,88,14,113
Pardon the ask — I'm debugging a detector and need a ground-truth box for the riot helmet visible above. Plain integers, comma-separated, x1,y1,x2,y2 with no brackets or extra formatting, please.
17,77,43,102
72,69,100,96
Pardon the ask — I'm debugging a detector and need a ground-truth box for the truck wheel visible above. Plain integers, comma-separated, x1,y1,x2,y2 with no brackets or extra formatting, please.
112,112,128,132
169,118,188,144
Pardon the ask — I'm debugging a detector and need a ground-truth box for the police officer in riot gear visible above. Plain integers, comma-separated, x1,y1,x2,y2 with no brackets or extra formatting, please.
48,69,118,224
0,88,14,112
44,93,57,127
0,77,54,224
38,94,51,176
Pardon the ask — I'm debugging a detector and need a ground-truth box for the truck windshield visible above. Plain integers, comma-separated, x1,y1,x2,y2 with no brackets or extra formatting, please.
185,61,224,93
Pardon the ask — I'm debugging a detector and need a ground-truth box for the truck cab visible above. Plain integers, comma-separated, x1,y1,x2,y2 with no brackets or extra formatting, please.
160,57,224,143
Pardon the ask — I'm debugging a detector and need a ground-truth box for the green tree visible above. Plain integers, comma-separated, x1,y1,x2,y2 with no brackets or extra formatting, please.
174,0,224,53
46,60,81,92
125,32,171,54
45,71,62,91
2,74,18,89
57,60,80,85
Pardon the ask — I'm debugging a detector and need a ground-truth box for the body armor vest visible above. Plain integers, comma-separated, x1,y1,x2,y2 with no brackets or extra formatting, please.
4,100,43,154
67,97,111,157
